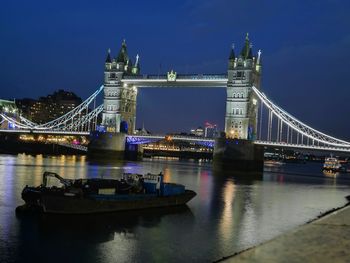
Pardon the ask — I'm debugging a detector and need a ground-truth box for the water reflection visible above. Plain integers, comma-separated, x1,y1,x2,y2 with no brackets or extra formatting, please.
14,206,193,263
17,206,193,243
1,155,350,262
208,170,263,254
323,170,339,178
219,179,236,243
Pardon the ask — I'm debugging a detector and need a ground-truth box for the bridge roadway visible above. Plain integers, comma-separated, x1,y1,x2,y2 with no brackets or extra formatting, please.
1,129,350,153
0,129,90,136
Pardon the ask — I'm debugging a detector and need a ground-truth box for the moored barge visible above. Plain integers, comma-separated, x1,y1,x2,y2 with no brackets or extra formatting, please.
17,171,196,214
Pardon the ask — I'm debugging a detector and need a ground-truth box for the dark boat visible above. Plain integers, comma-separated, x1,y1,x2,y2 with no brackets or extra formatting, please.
17,171,196,214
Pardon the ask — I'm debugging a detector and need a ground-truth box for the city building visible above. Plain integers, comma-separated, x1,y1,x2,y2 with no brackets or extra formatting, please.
204,122,219,138
15,98,36,119
190,127,204,137
16,90,82,124
135,123,150,135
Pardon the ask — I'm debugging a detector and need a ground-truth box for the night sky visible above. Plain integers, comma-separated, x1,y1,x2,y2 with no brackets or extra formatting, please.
1,0,350,138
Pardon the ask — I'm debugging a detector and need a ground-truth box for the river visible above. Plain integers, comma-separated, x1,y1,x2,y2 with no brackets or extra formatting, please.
0,154,349,262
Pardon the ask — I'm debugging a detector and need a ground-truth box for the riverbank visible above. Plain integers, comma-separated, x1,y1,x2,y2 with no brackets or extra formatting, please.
218,200,350,263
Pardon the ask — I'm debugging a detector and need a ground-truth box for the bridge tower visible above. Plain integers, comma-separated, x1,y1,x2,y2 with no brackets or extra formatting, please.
225,34,262,140
214,34,263,172
102,40,140,134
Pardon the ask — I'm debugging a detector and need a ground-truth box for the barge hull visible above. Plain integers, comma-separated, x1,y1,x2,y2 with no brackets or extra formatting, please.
39,190,196,214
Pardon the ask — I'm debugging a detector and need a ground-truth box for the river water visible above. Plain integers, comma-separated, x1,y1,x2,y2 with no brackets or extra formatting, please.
0,154,349,263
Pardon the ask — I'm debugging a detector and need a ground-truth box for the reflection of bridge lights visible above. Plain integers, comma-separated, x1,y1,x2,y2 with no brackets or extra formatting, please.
163,168,171,182
219,180,236,241
19,135,35,141
18,135,86,146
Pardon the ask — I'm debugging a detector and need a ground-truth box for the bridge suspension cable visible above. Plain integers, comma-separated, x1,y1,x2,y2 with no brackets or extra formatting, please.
64,104,103,131
33,85,104,130
1,85,104,132
0,113,34,129
252,86,350,148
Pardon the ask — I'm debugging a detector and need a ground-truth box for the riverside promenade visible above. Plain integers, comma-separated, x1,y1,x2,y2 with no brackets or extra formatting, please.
221,203,350,263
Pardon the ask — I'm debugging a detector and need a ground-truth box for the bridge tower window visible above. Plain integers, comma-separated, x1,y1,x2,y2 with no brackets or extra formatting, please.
237,71,245,78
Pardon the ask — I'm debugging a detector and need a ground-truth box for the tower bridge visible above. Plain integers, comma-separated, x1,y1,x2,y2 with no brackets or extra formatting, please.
1,34,350,168
101,35,260,139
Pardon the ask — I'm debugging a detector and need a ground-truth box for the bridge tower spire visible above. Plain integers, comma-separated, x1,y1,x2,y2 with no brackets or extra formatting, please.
225,34,261,140
132,54,140,75
228,44,236,70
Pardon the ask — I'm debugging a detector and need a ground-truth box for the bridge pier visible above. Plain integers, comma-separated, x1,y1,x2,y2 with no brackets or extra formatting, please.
88,132,143,160
124,143,143,161
88,132,126,159
213,138,264,172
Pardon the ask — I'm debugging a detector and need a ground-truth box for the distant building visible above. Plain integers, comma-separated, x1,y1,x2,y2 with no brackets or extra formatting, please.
135,123,150,135
16,90,82,124
204,122,219,138
16,98,36,119
190,127,204,137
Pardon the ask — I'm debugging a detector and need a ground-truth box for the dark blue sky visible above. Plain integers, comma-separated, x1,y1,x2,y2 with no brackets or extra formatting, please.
1,0,350,138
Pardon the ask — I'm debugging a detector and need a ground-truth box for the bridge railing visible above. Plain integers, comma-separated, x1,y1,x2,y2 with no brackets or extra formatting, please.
123,75,167,80
176,74,227,80
128,134,215,142
255,140,350,153
123,74,227,80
